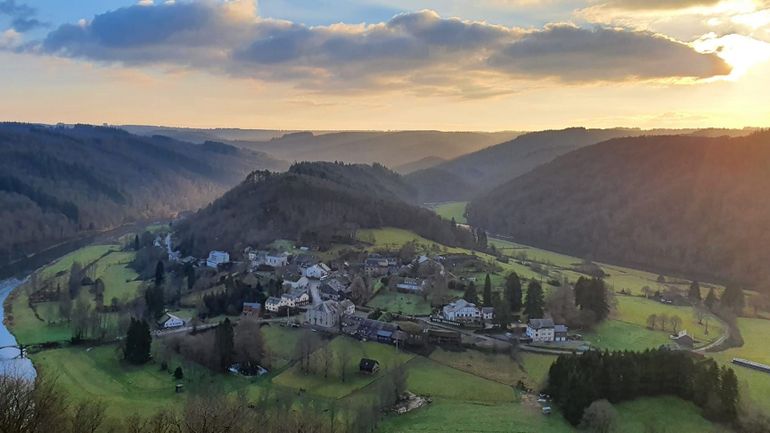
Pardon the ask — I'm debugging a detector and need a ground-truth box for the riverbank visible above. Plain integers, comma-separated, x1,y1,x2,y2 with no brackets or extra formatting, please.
0,278,35,379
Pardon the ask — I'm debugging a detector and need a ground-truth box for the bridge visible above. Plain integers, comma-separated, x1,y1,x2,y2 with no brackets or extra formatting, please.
0,344,26,360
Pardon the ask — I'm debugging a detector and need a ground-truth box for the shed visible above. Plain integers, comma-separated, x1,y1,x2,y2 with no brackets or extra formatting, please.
359,358,380,374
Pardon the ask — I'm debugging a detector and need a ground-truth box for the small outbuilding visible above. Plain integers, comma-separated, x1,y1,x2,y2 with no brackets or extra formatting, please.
359,358,380,374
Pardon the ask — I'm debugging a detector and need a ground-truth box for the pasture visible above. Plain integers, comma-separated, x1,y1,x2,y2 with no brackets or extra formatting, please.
432,201,468,224
367,291,433,316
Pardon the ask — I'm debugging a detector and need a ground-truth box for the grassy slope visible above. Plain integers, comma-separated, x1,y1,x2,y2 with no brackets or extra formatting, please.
367,292,432,316
432,202,468,224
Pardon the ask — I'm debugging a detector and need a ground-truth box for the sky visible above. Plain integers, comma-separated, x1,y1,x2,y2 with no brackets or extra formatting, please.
1,0,769,131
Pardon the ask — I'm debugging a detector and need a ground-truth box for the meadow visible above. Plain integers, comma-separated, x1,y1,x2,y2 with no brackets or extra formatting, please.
431,202,469,224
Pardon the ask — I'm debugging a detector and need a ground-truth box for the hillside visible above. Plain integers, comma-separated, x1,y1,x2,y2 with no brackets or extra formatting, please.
0,123,287,264
236,130,519,169
467,131,770,288
175,162,479,257
405,128,642,202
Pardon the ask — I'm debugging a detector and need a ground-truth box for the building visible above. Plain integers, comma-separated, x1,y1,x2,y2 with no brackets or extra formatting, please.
364,255,391,276
245,248,289,268
396,278,425,293
671,330,694,348
283,276,310,290
206,250,230,268
481,306,495,321
526,318,556,342
442,299,481,322
265,253,289,268
340,299,355,315
554,324,568,342
359,358,380,374
157,313,186,329
265,297,283,313
242,302,262,316
305,263,331,280
306,300,344,328
284,288,310,308
318,278,350,301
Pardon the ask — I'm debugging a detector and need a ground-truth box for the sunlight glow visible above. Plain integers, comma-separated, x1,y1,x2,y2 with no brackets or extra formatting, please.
693,32,770,79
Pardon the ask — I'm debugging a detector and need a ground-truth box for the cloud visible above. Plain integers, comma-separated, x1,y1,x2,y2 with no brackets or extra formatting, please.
0,0,45,32
31,1,730,94
489,23,731,81
594,0,723,10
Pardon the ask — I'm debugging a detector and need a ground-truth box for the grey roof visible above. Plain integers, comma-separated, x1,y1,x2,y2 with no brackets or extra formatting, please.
243,302,261,309
554,324,568,333
443,299,477,313
528,318,555,329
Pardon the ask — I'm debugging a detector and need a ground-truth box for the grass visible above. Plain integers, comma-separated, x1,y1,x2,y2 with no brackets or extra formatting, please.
8,247,141,345
405,357,515,403
272,335,413,398
711,318,770,413
611,296,723,346
428,348,525,386
519,353,557,389
584,320,670,351
378,399,573,433
614,396,733,433
367,291,433,316
432,202,468,224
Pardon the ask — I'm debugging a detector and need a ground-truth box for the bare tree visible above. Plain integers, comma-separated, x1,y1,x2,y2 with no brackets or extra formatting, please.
670,315,683,334
658,313,669,331
646,314,657,330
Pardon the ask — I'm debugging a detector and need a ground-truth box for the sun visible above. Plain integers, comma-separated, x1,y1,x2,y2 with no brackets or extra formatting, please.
693,32,770,80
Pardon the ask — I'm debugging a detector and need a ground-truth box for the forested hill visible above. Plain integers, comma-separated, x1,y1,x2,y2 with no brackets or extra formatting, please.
467,131,770,288
405,128,643,202
175,162,480,257
0,123,287,264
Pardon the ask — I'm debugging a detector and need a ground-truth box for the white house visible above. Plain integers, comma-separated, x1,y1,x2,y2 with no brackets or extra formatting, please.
305,263,331,280
265,253,289,267
206,250,230,268
157,313,186,329
481,307,495,321
526,318,556,342
265,296,283,312
442,299,481,322
283,288,311,308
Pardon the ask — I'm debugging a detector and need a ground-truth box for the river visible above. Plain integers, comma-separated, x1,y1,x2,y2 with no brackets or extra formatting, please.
0,277,36,379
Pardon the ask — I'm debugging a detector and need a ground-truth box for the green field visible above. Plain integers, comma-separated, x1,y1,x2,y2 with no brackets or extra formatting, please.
367,291,433,316
711,318,770,413
273,336,413,398
584,320,670,351
432,202,468,224
428,348,526,386
406,357,515,403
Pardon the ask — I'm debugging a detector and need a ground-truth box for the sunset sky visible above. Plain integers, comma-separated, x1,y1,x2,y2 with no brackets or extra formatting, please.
1,0,769,130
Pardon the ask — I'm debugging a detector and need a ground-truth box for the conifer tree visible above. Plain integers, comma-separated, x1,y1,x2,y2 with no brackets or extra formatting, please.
524,280,544,318
483,274,493,307
504,272,522,312
688,281,701,301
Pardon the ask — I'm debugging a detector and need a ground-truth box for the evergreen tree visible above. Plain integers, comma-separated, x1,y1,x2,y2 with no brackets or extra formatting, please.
154,260,165,287
133,234,140,251
524,280,544,318
145,284,165,320
483,274,493,307
688,281,701,302
704,287,718,309
463,281,478,304
124,318,151,365
721,286,745,314
174,366,184,380
184,262,196,291
504,272,522,312
718,367,739,421
574,277,610,323
214,318,235,372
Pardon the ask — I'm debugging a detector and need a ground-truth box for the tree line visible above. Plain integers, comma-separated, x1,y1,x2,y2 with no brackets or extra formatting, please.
546,349,740,426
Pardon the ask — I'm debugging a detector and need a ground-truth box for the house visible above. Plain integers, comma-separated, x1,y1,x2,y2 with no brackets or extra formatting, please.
364,255,390,276
481,307,495,321
265,253,289,268
359,358,380,374
442,299,481,322
671,330,694,348
340,299,355,315
283,288,310,308
206,250,230,268
306,300,344,328
157,313,186,329
526,318,556,342
265,296,283,313
318,278,350,301
293,254,319,270
554,324,568,342
305,263,331,280
245,249,289,269
396,278,425,293
283,276,310,290
242,302,262,316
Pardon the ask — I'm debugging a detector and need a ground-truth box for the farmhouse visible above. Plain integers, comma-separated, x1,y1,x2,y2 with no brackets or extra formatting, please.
364,254,395,276
245,248,289,268
206,250,230,268
396,278,425,293
526,318,556,342
671,330,694,348
265,288,311,312
442,299,481,322
157,313,186,329
554,324,568,342
319,277,350,301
